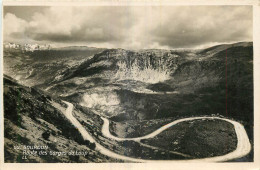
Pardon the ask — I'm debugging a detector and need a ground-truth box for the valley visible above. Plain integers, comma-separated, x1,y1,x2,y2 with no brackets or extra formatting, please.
3,42,254,162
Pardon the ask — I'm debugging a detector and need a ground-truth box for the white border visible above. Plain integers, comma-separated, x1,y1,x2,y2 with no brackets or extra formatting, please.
1,1,260,170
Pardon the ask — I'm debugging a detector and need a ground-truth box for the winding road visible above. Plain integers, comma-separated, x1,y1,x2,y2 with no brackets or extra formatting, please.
61,101,251,162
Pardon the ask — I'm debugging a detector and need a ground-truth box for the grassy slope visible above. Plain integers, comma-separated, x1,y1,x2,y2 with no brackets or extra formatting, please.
4,76,116,163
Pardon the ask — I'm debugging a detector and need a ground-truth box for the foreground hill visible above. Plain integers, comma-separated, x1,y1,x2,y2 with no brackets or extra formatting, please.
3,75,117,162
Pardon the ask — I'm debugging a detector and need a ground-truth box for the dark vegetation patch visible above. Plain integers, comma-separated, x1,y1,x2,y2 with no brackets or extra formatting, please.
141,119,237,158
147,83,176,92
109,118,175,138
116,140,189,160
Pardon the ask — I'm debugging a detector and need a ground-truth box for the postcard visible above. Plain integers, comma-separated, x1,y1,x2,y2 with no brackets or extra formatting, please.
1,0,260,170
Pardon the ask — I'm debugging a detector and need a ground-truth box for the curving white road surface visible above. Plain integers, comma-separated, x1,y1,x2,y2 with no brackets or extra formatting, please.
61,101,251,162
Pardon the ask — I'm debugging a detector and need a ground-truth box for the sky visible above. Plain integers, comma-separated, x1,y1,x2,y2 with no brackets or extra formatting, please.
3,6,252,49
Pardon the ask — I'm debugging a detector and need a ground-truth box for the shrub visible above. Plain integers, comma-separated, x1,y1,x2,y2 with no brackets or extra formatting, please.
89,142,96,150
84,140,90,146
42,131,50,140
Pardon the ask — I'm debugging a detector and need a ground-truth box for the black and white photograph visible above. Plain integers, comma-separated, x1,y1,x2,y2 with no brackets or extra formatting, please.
1,3,256,165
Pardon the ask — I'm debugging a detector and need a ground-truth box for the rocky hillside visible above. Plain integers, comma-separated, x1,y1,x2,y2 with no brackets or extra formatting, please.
3,47,104,87
44,42,253,120
3,75,116,163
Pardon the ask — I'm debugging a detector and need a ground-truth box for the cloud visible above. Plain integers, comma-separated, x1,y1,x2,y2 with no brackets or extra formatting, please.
3,6,252,49
147,6,252,48
4,13,27,40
